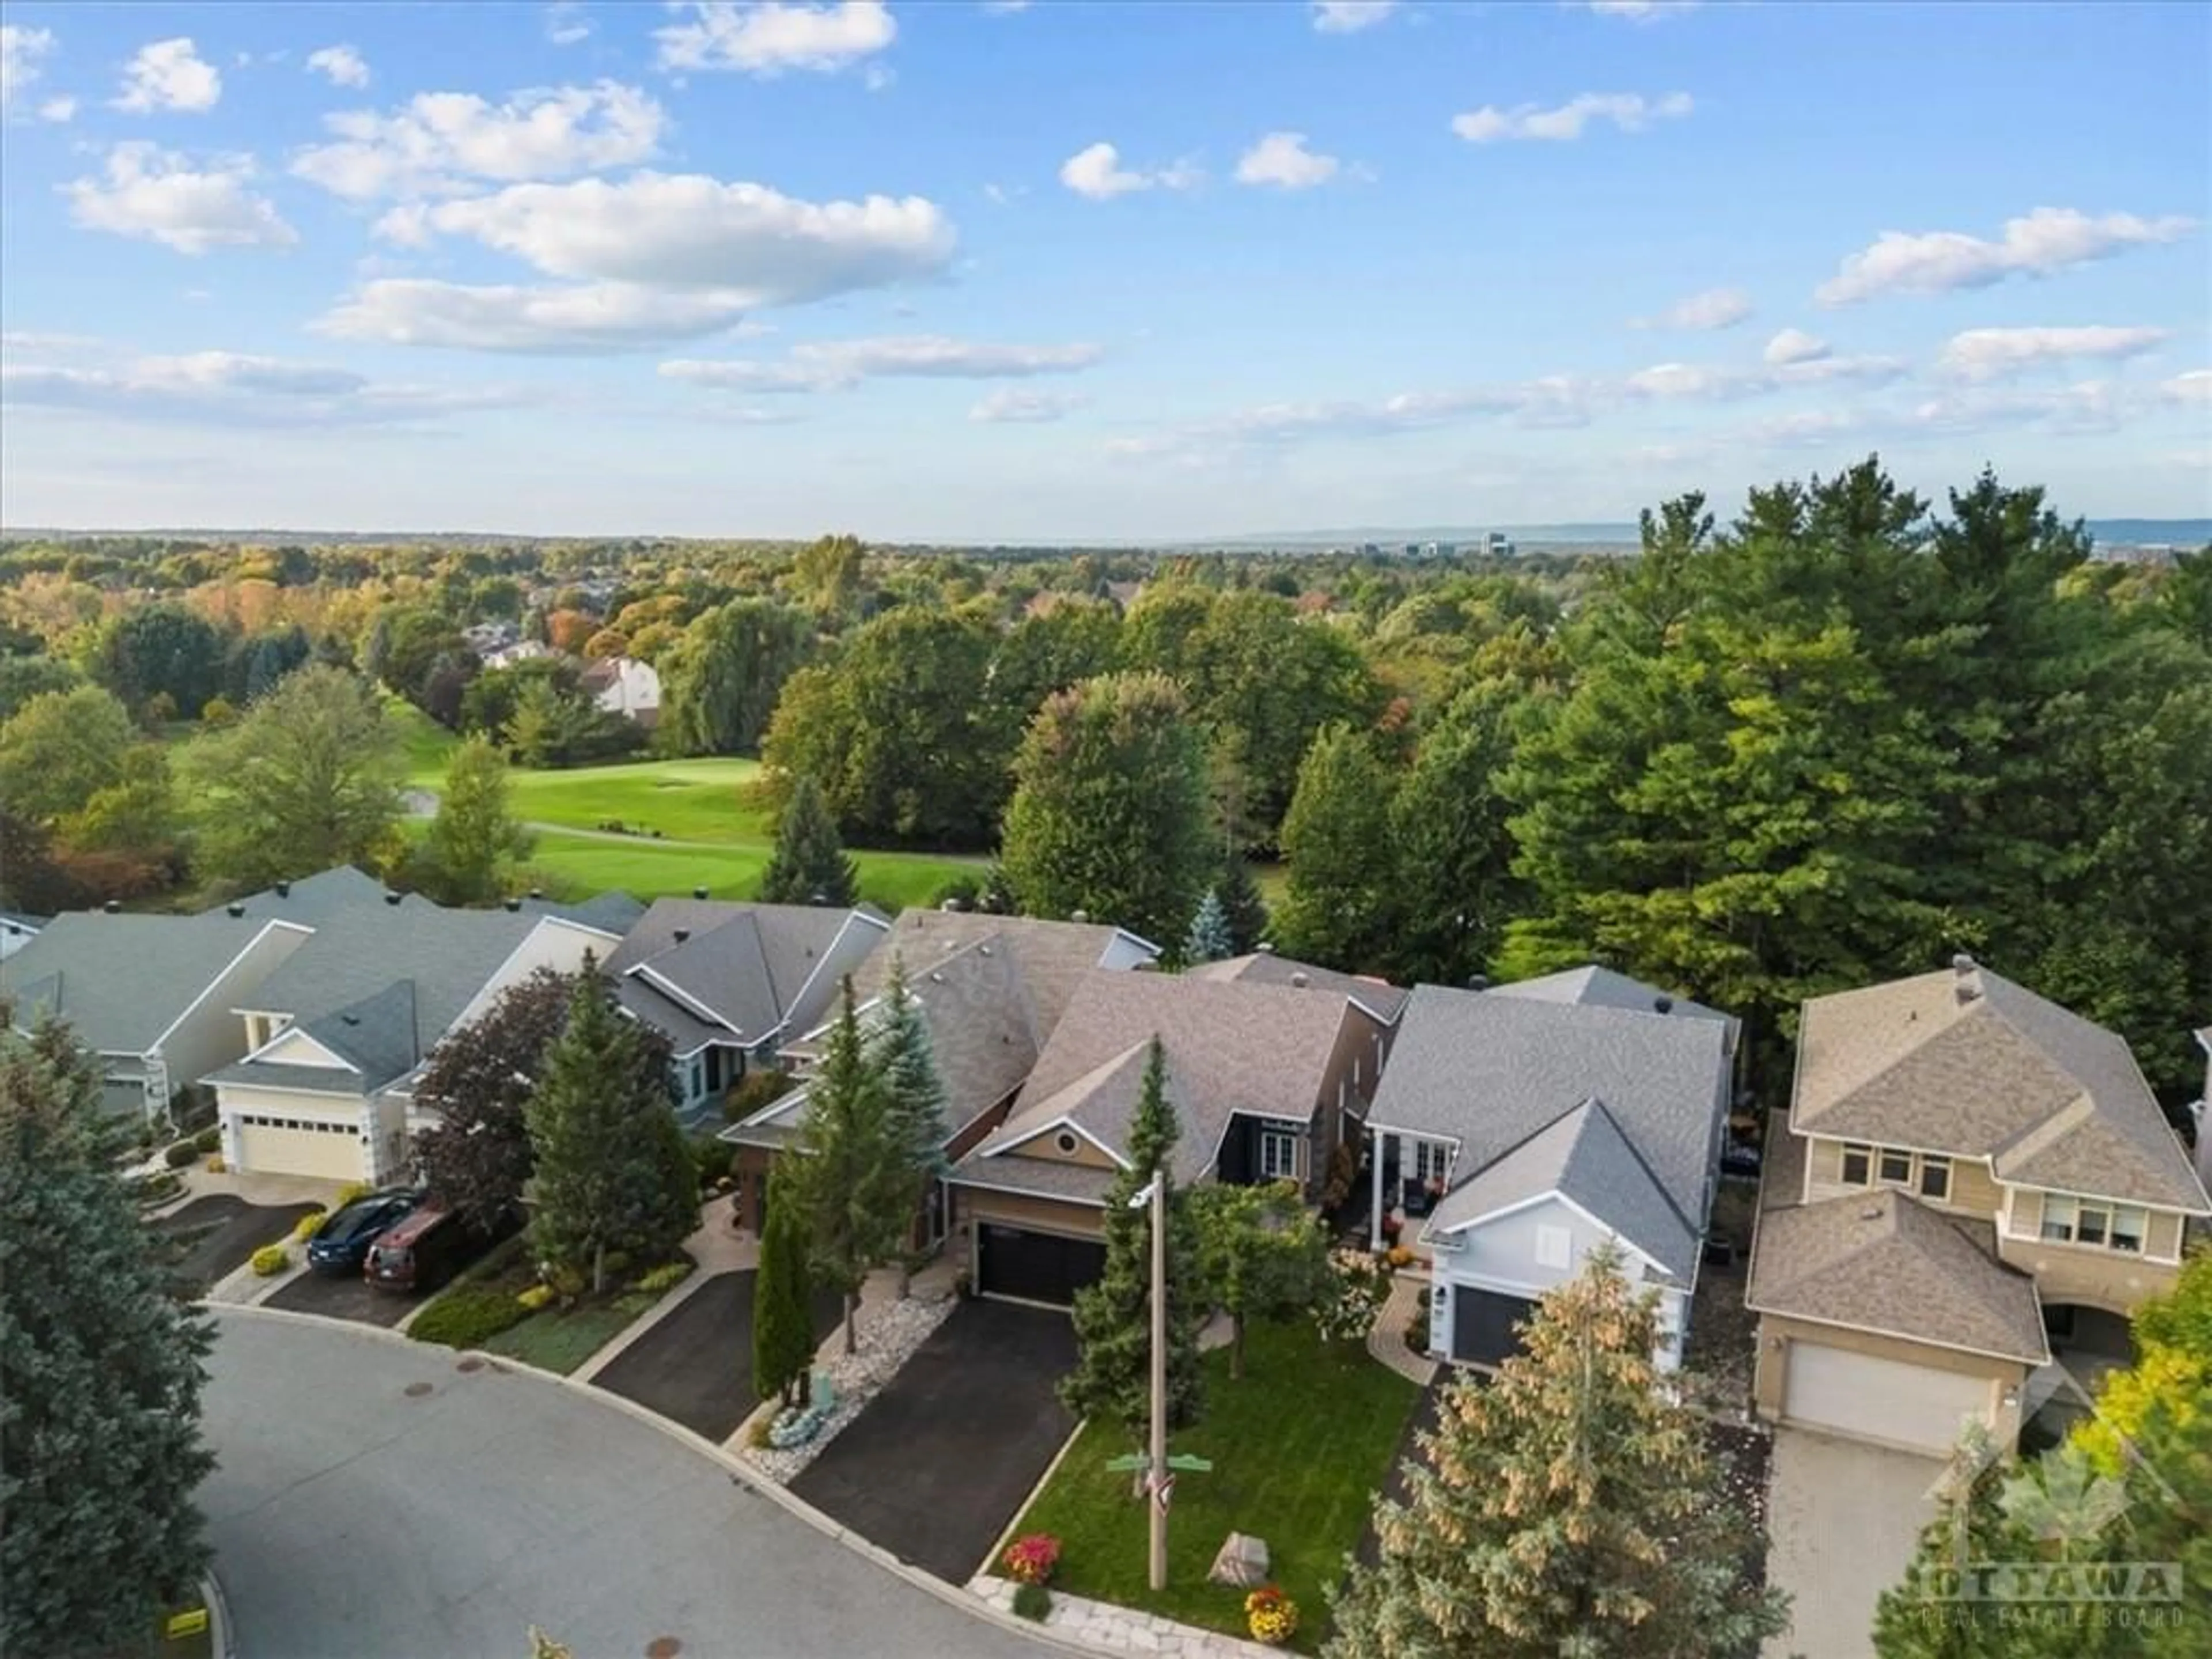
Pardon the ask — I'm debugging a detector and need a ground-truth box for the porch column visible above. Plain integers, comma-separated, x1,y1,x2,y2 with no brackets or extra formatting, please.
1370,1130,1388,1252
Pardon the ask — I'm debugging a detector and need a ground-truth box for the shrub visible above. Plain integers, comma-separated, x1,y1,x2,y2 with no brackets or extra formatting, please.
1313,1248,1389,1343
128,1171,183,1208
722,1067,796,1123
204,1154,226,1174
517,1284,555,1312
163,1141,200,1169
250,1244,289,1277
1245,1586,1298,1646
690,1136,734,1195
632,1260,692,1296
410,1286,535,1349
747,1415,774,1451
1406,1285,1433,1351
1001,1533,1060,1586
334,1181,372,1208
191,1126,222,1154
292,1210,327,1243
1011,1584,1052,1623
1319,1138,1358,1212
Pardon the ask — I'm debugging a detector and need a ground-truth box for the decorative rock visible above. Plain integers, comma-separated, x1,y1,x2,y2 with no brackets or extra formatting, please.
1208,1531,1270,1588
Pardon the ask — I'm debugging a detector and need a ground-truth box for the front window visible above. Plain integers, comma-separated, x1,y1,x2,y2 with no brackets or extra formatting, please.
1878,1148,1912,1186
1919,1157,1952,1202
1258,1127,1300,1181
1414,1139,1450,1185
2110,1207,2147,1253
1840,1143,1873,1185
2037,1195,2150,1253
2041,1195,2078,1242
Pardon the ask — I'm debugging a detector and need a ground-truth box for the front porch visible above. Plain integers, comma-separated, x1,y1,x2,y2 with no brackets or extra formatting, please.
2022,1302,2135,1450
1363,1123,1456,1249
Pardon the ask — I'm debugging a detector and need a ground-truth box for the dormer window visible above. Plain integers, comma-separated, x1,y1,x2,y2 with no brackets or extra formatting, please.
1919,1157,1951,1201
1840,1143,1872,1185
1878,1148,1912,1185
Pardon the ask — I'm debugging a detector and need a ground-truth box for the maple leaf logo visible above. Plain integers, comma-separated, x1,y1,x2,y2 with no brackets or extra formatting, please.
1999,1451,2131,1552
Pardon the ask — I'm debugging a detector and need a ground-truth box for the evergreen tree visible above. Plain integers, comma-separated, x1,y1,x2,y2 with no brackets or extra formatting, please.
870,958,950,1298
524,962,695,1294
789,979,908,1354
1216,853,1270,955
1327,1245,1789,1659
1385,680,1524,986
1,1020,216,1659
1272,722,1400,974
1183,887,1234,965
422,735,533,906
758,773,859,907
752,1168,817,1408
1059,1038,1206,1454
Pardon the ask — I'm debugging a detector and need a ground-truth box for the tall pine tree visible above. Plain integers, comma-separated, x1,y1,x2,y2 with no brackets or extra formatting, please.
1059,1038,1206,1459
1182,887,1234,965
524,961,695,1294
1328,1245,1789,1658
752,1168,817,1409
870,957,951,1298
1216,853,1270,955
790,979,909,1353
758,773,859,907
2,1020,217,1659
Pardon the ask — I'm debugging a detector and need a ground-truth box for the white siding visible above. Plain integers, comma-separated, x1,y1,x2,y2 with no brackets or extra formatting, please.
158,921,315,1098
1098,932,1162,970
449,919,618,1033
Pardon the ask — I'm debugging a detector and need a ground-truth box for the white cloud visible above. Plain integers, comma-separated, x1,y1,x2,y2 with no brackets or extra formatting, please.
114,37,221,114
1111,376,1610,463
306,46,370,89
654,2,896,76
1059,142,1202,200
662,334,1104,392
1763,327,1828,366
1578,2,1701,21
2,25,56,109
1747,408,1875,448
1909,380,2129,437
1635,286,1752,331
1452,91,1692,143
62,145,296,255
1816,207,2196,305
0,348,524,429
2164,369,2212,405
316,280,766,353
971,388,1085,423
1625,352,1906,400
546,3,594,44
37,94,77,123
1937,324,2170,382
980,1,1032,12
1235,132,1342,191
1312,1,1397,31
293,81,667,200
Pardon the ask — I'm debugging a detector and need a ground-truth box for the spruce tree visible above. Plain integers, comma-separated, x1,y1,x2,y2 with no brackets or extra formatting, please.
752,1168,817,1408
1327,1245,1789,1659
758,773,859,907
789,979,908,1353
1059,1038,1206,1455
870,957,950,1298
1216,853,1270,955
1,1020,216,1659
1182,887,1234,965
524,961,696,1294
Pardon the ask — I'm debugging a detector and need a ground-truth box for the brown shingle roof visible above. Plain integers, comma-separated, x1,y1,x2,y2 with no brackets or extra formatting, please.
1748,1188,2050,1364
1188,952,1408,1025
849,910,1158,1043
1793,963,2207,1212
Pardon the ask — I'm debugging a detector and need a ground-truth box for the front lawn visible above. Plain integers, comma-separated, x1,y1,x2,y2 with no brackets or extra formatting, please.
480,1290,658,1374
1013,1321,1419,1652
410,1234,692,1376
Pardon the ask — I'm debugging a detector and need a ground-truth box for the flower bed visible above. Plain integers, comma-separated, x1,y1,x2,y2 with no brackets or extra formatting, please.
740,1292,956,1482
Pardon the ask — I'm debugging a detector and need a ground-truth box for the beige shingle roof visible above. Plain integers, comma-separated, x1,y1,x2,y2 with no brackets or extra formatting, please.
851,910,1158,1043
1748,1188,2050,1364
1794,963,2207,1213
1188,952,1407,1025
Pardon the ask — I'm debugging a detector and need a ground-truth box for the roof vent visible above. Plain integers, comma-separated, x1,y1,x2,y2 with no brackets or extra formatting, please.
1070,909,1089,925
1859,1205,1884,1222
504,897,521,912
1654,995,1673,1015
103,900,120,914
930,971,946,983
940,897,964,913
275,880,291,898
340,1013,361,1027
1290,971,1310,989
1953,953,1982,1005
1467,974,1489,992
673,929,691,944
227,903,245,918
1256,942,1276,956
694,886,710,900
529,887,544,900
979,944,992,956
384,891,403,906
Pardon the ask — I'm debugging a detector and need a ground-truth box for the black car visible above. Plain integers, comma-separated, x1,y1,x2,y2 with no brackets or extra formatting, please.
305,1189,424,1275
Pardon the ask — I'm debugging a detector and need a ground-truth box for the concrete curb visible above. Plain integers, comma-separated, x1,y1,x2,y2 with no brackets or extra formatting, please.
207,1304,1105,1658
978,1417,1089,1580
569,1262,713,1385
202,1569,233,1659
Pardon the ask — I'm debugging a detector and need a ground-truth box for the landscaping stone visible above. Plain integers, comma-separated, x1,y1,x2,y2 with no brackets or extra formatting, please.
969,1574,1283,1659
740,1292,956,1483
1207,1531,1271,1588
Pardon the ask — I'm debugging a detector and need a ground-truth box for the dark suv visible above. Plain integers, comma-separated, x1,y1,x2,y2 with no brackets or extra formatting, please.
365,1203,519,1294
304,1188,424,1275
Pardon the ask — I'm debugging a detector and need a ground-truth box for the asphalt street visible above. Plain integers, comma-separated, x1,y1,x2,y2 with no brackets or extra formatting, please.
201,1311,1052,1659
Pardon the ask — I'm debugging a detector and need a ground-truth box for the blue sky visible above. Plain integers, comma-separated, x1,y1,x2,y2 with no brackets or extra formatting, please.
1,1,2205,541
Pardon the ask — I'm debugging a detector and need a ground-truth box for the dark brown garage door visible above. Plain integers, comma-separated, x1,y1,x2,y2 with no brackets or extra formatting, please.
978,1224,1105,1306
1450,1287,1538,1366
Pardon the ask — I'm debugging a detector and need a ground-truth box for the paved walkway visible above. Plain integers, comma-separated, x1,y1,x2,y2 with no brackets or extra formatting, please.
974,1575,1282,1659
1368,1271,1438,1386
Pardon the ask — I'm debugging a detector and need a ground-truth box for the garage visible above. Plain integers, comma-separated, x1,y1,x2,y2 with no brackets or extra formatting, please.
1448,1286,1539,1366
1782,1342,1993,1455
233,1113,366,1183
976,1224,1104,1306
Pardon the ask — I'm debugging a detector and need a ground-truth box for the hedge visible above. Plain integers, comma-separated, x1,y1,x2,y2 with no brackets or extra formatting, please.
410,1286,535,1350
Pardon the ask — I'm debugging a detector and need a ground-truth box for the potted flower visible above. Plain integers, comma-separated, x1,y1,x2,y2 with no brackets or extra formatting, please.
1245,1585,1298,1646
1001,1533,1060,1586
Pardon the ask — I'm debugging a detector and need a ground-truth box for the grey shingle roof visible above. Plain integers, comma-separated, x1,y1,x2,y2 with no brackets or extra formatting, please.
1491,964,1738,1052
2,911,298,1055
1794,964,2208,1213
1423,1097,1699,1279
238,904,540,1039
1367,984,1730,1251
1189,952,1408,1025
1748,1187,2050,1364
200,1060,373,1097
952,1151,1116,1206
216,865,388,926
523,891,647,933
604,899,880,1047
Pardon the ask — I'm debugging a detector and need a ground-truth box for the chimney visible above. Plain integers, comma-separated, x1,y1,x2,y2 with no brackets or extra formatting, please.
226,903,245,918
1290,971,1310,989
1654,994,1673,1015
103,900,120,914
503,897,521,912
694,887,710,900
673,929,691,944
1952,953,1982,1005
275,880,291,898
384,891,403,906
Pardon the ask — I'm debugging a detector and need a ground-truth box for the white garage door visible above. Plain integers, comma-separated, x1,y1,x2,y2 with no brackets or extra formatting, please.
234,1115,366,1182
1783,1342,1993,1455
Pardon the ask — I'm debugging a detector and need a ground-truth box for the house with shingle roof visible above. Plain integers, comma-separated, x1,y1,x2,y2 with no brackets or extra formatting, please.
946,961,1392,1304
1363,971,1734,1373
1748,955,2211,1455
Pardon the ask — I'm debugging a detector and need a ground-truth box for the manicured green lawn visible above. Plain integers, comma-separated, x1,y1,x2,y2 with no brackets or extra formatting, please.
522,831,976,912
480,1290,660,1375
1014,1322,1419,1652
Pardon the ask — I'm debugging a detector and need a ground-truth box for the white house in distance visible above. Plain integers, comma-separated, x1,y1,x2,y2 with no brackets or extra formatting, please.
585,656,661,728
1363,967,1737,1373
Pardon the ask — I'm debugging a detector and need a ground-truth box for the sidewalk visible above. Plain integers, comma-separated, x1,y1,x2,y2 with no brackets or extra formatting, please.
1368,1271,1438,1387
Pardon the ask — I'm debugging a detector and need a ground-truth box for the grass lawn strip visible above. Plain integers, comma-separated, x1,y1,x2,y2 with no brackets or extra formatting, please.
410,1234,693,1377
1013,1320,1418,1653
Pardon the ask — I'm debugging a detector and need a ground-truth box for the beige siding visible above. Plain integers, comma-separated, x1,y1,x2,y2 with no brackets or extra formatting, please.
2147,1209,2185,1261
997,1124,1120,1169
2010,1188,2044,1238
1995,1233,2181,1315
1806,1136,1842,1192
1803,1138,2001,1219
957,1187,1104,1242
1752,1312,2026,1448
158,921,313,1095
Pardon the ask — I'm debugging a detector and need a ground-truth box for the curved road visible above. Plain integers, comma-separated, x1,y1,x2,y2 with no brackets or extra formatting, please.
202,1312,1049,1659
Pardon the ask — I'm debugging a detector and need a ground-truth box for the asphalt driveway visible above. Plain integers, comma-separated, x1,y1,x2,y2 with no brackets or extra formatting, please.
1765,1426,1942,1659
590,1270,842,1442
264,1266,417,1328
201,1310,1048,1659
791,1298,1078,1584
153,1196,320,1297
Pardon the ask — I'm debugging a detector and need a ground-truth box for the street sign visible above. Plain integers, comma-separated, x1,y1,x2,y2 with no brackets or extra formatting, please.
1154,1473,1175,1512
1166,1454,1213,1472
1104,1453,1149,1473
165,1609,209,1640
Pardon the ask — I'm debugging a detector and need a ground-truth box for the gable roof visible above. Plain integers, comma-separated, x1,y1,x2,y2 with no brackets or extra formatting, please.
205,979,426,1097
852,909,1159,1043
1188,951,1408,1026
1367,984,1730,1252
215,865,389,926
604,899,882,1050
234,902,540,1039
968,970,1353,1186
1794,963,2208,1213
1423,1097,1699,1279
1748,1187,2050,1365
1491,964,1738,1052
521,890,647,934
2,911,301,1056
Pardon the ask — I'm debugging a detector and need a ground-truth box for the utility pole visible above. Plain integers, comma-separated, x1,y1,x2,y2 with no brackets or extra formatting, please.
1147,1166,1168,1593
